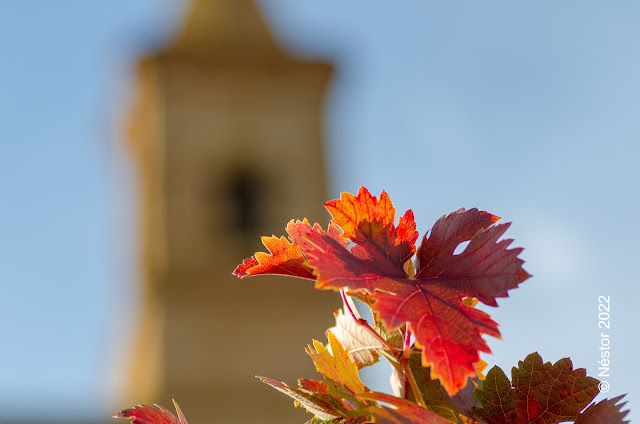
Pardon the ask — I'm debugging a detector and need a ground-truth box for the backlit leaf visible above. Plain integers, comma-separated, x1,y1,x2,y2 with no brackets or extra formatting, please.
257,376,352,420
114,400,187,424
233,219,347,279
233,234,315,279
306,332,368,397
472,364,516,424
327,307,385,369
472,352,601,424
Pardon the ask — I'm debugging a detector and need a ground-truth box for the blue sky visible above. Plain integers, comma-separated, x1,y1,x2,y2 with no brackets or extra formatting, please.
0,0,638,421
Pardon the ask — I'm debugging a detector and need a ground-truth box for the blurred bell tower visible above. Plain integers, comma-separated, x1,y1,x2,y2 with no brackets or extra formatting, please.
124,1,338,423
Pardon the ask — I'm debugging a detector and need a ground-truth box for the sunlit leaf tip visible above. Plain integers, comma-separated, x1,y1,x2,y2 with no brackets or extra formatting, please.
232,230,315,280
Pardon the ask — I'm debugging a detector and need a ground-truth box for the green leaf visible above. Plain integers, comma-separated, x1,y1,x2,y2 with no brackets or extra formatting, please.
389,351,480,422
472,365,516,424
472,352,601,424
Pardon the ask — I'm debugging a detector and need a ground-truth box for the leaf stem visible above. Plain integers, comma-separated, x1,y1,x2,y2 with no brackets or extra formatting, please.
403,326,412,360
340,288,360,321
399,327,427,409
339,289,399,353
338,290,425,409
402,371,409,400
401,356,427,409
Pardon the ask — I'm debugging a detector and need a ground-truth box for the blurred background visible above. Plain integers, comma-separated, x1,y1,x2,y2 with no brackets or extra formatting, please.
0,0,638,423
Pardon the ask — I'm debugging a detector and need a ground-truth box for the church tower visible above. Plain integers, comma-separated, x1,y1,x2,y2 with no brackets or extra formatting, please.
124,1,338,423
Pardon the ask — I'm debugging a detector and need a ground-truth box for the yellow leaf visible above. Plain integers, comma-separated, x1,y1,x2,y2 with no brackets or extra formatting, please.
306,332,367,396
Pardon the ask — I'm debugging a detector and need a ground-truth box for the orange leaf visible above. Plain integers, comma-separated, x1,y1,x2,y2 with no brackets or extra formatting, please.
233,234,315,279
324,187,418,271
233,219,347,280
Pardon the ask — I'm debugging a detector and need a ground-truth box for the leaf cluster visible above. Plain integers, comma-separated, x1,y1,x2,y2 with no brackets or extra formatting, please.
114,187,630,423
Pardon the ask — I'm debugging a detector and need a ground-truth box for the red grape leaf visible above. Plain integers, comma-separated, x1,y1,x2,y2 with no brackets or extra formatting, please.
472,352,601,424
575,395,630,424
114,400,187,424
234,186,530,396
295,188,529,395
361,392,455,424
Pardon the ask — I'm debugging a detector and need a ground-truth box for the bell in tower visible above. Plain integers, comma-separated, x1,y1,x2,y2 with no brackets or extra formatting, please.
124,1,338,423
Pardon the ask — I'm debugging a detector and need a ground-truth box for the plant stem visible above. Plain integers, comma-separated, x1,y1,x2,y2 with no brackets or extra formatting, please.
339,289,400,353
401,356,427,409
403,326,412,360
340,288,360,321
399,327,427,408
339,290,425,409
